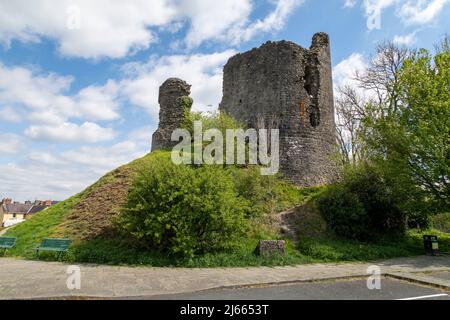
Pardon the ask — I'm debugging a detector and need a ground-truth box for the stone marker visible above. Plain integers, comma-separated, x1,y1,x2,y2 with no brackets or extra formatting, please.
256,240,286,256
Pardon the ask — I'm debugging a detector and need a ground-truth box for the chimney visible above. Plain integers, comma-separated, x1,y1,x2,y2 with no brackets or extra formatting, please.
1,198,13,205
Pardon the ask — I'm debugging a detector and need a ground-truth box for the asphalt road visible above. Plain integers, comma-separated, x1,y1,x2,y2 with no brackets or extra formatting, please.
141,278,450,300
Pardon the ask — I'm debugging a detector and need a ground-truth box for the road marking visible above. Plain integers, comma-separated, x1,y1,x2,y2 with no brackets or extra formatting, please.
397,294,448,301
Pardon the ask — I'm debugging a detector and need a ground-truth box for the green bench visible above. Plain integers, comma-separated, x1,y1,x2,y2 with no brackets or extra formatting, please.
0,237,16,255
33,238,71,260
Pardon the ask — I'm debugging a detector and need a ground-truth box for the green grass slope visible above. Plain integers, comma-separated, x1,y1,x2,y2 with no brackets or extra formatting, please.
4,153,152,259
4,152,449,267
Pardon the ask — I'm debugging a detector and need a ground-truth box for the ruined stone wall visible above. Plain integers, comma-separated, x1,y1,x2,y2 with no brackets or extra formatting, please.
219,33,336,187
151,78,192,151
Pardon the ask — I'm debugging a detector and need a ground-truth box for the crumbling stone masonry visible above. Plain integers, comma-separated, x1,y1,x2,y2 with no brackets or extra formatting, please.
219,33,336,187
255,240,286,256
151,78,193,151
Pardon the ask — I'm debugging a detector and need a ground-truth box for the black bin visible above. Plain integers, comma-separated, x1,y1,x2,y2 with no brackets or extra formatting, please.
423,235,439,256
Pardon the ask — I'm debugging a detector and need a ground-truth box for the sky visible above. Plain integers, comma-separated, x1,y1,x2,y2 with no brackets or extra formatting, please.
0,0,449,202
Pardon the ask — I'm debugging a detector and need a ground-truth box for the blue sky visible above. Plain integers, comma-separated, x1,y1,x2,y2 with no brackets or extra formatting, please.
0,0,449,201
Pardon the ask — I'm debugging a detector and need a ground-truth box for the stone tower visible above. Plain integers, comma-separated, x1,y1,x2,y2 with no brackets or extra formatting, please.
219,33,336,187
151,78,193,151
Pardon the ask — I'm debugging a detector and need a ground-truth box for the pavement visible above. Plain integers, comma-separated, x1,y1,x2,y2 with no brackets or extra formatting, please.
1,255,450,300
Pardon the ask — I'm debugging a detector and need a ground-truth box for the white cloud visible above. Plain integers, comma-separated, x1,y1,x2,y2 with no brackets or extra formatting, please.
0,63,121,143
127,125,154,143
0,49,236,145
393,32,417,46
333,53,368,90
0,106,23,123
25,122,116,143
0,0,177,59
0,64,73,112
226,0,305,45
0,157,106,202
75,80,121,122
355,0,449,29
0,0,304,59
28,151,66,166
0,162,91,201
363,0,398,30
61,141,146,175
398,0,449,25
0,133,24,155
0,125,152,201
334,52,393,103
180,0,252,48
122,50,236,119
363,0,398,12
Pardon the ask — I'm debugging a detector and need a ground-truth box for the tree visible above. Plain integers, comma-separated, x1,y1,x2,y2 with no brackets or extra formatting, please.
334,39,449,226
336,42,411,164
396,43,450,208
118,152,250,257
355,41,411,116
363,39,449,212
335,85,367,165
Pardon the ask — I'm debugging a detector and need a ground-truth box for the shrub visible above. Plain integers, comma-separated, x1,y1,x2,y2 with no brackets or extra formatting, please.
182,110,244,137
117,152,250,257
316,185,368,240
344,165,407,235
317,164,408,240
229,166,313,217
180,111,308,218
431,213,450,233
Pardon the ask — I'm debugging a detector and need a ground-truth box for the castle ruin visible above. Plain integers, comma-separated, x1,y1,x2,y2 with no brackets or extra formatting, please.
152,33,336,187
151,78,192,152
219,33,336,186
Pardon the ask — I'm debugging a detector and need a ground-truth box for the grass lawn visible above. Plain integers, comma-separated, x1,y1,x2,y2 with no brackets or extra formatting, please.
298,230,450,262
5,221,449,267
4,175,449,267
4,195,82,257
62,230,450,267
3,150,448,268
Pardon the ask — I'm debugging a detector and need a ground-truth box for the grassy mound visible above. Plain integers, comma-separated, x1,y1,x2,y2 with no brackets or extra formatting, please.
4,153,151,258
4,151,315,265
4,151,449,267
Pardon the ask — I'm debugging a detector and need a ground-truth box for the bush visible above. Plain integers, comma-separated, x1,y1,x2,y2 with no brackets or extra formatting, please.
344,165,407,235
180,110,308,218
317,185,368,240
182,110,244,137
431,213,450,233
117,152,250,257
317,164,408,240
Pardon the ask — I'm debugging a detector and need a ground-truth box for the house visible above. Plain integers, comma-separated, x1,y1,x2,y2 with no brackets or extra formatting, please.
1,198,56,227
